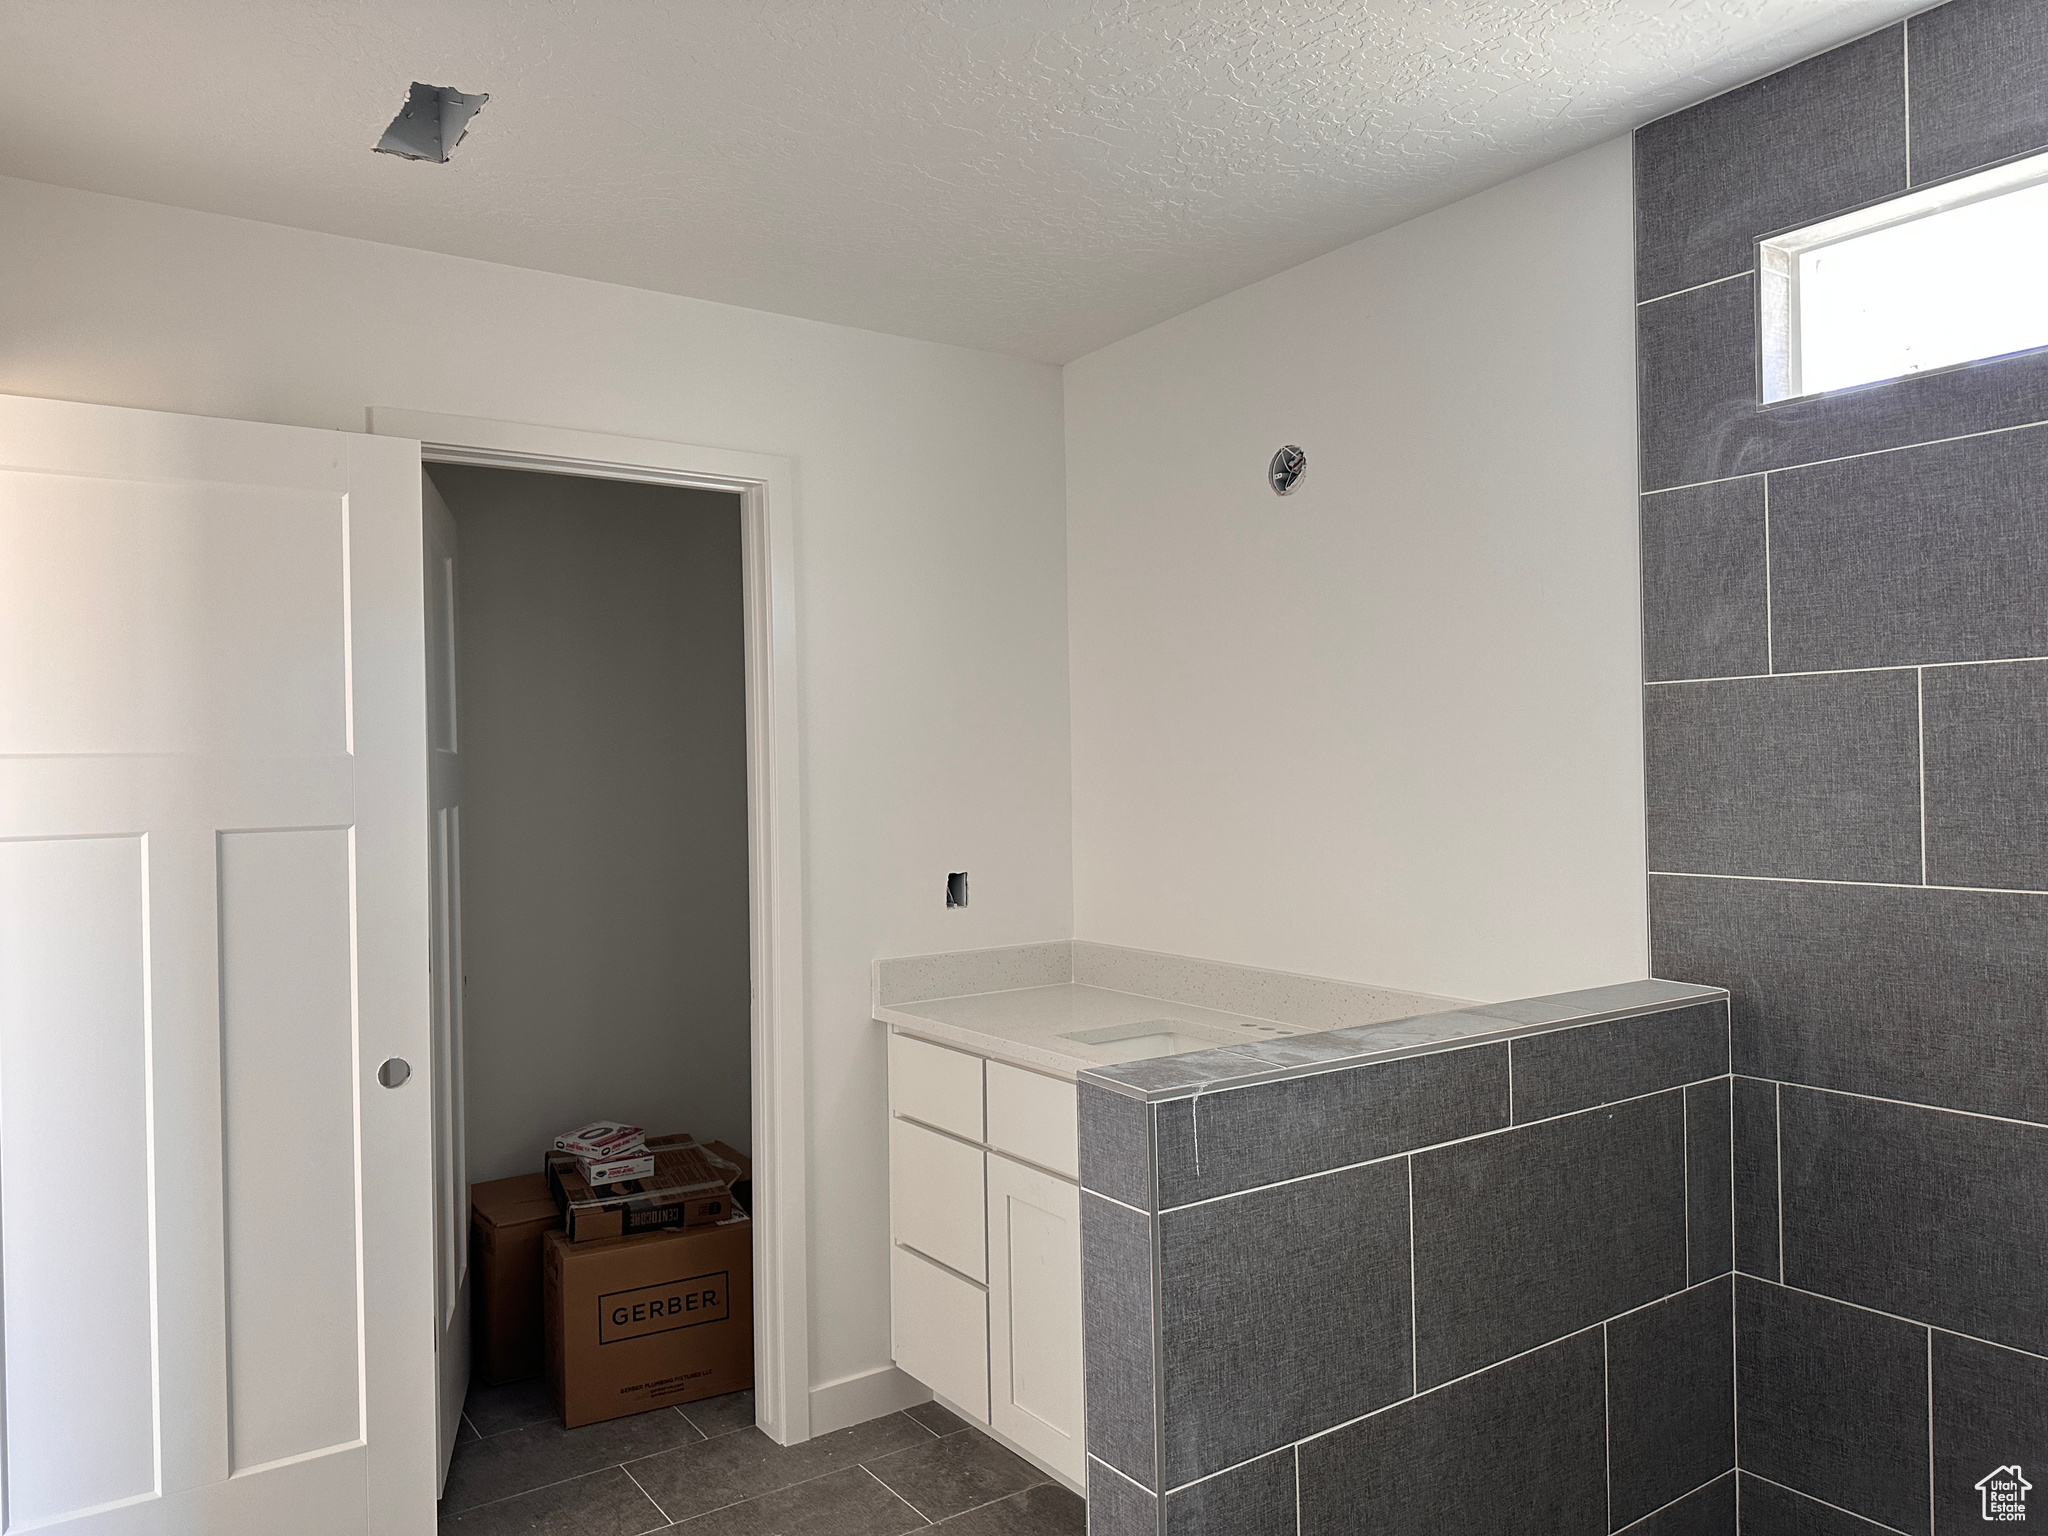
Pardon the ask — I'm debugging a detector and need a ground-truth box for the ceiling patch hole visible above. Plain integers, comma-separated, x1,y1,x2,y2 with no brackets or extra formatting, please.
373,83,489,163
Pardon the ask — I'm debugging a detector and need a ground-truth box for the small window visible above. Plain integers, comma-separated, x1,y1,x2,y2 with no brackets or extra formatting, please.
1760,149,2048,401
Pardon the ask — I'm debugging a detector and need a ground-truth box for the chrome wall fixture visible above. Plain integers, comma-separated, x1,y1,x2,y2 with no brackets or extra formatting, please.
1269,445,1307,495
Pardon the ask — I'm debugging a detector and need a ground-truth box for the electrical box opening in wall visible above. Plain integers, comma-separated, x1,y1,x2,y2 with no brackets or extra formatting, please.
1760,147,2048,402
946,872,968,909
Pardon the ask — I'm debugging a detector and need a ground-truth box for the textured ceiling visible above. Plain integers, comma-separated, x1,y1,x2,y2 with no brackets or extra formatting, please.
0,1,1921,362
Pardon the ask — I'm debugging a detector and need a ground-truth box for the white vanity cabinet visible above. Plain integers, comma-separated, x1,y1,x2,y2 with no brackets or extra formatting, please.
887,1030,1086,1487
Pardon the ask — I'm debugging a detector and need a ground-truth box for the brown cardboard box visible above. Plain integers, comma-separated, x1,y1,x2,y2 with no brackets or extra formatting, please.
543,1211,753,1427
544,1133,748,1242
470,1173,565,1386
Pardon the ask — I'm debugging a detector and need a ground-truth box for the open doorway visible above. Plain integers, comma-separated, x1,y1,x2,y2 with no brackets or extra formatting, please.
436,464,752,1180
426,461,758,1487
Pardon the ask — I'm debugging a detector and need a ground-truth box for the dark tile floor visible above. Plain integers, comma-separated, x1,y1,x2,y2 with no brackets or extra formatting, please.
440,1379,1087,1535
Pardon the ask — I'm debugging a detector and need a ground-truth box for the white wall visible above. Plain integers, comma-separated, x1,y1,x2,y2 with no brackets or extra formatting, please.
0,174,1074,1400
428,466,752,1185
1064,137,1646,1003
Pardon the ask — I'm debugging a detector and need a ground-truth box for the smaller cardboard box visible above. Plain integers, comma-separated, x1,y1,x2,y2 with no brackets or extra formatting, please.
470,1173,565,1386
545,1133,746,1242
543,1211,753,1427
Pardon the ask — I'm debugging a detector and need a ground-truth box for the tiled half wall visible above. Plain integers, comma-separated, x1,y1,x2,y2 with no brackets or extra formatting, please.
1076,982,1737,1536
1636,0,2048,1531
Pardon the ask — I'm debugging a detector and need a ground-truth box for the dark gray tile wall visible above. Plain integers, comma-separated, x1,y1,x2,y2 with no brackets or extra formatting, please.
1767,426,2048,673
1079,1082,1154,1212
1159,1449,1294,1536
1922,659,2048,889
1637,273,2048,492
1076,993,1731,1532
1686,1078,1734,1283
1155,1161,1410,1487
1650,875,2048,1123
1298,1331,1608,1536
1643,675,1922,882
1779,1087,2048,1355
1631,1474,1736,1536
1080,1192,1157,1489
1731,1077,1781,1282
1906,0,2048,182
1930,1332,2048,1534
1086,1461,1156,1536
1150,1044,1506,1206
1633,26,1905,301
1608,1279,1737,1528
1509,1000,1728,1122
1412,1092,1688,1387
1736,1279,1931,1534
1640,477,1770,683
1636,8,2048,1528
1734,1474,1901,1534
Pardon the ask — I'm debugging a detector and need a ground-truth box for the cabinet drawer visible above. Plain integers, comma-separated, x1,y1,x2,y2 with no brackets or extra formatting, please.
889,1032,984,1141
985,1062,1079,1180
891,1244,990,1424
889,1117,986,1282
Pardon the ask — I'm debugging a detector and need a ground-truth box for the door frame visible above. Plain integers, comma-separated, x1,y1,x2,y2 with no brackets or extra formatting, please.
367,408,813,1445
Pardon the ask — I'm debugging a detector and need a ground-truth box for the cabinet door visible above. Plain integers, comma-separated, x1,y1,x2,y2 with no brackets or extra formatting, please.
890,1117,987,1282
986,1154,1084,1482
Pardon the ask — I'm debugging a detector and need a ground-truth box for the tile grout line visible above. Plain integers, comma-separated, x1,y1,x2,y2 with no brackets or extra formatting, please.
1927,1327,1936,1535
617,1461,671,1527
1649,652,2048,686
1731,1272,1742,1516
1740,1469,1917,1536
1648,868,2048,898
1918,666,1929,885
1682,1087,1692,1281
1726,1075,2048,1134
1903,15,1914,187
1146,1101,1169,1532
1746,1271,2048,1363
858,1463,937,1527
1288,1274,1736,1459
1763,474,1774,673
1637,413,2048,498
1775,1083,1785,1285
1159,1273,1751,1504
1157,1078,1719,1215
1602,1323,1613,1534
1613,1471,1734,1533
1407,1155,1419,1396
1637,269,1752,307
1090,1454,1155,1496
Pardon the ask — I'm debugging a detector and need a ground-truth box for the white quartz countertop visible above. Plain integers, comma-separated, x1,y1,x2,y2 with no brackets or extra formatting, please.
874,981,1312,1079
870,940,1475,1080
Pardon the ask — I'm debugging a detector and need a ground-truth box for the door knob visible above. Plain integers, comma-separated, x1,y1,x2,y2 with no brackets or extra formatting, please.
378,1057,412,1088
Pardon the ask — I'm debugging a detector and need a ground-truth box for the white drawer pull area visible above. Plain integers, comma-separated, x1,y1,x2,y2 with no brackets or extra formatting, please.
985,1062,1079,1180
889,1031,985,1142
891,1244,990,1423
889,1117,987,1282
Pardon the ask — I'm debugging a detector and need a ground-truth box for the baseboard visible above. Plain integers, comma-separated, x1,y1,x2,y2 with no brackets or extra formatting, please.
807,1364,931,1436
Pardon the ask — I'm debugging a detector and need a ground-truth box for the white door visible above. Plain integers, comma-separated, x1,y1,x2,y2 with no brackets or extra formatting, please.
986,1154,1084,1482
423,472,469,1484
0,393,437,1534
